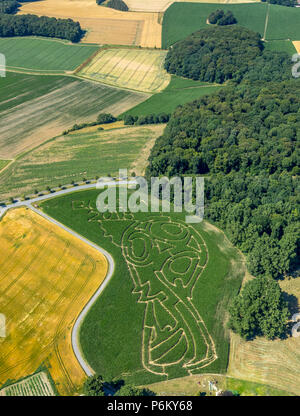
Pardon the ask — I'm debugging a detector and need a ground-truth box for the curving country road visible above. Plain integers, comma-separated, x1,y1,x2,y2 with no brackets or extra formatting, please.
0,180,135,376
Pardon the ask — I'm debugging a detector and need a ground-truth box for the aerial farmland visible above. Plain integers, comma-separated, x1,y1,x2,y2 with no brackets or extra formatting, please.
0,0,299,401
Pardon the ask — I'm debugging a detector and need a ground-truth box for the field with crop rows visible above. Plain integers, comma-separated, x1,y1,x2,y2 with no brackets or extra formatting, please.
0,124,165,200
0,371,56,396
41,190,245,386
18,0,162,47
0,73,147,159
0,208,108,395
0,38,98,73
162,3,300,48
79,48,170,93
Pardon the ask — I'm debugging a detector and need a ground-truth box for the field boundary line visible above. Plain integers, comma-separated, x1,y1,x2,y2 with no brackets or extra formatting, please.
0,160,14,175
27,204,115,377
262,2,270,41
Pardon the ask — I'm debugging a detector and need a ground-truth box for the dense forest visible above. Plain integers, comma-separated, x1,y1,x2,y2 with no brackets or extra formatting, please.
164,26,293,84
0,0,19,14
147,81,300,280
147,82,299,177
208,9,237,26
0,13,84,42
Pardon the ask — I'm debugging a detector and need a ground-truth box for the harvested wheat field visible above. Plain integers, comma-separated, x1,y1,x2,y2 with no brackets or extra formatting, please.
125,0,173,12
79,48,170,93
18,0,162,47
0,208,108,395
293,41,300,53
228,277,300,396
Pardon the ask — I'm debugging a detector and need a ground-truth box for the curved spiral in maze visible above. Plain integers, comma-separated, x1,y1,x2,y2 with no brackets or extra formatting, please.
121,217,217,376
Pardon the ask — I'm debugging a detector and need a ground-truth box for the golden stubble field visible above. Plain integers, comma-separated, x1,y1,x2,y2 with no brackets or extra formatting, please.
228,277,300,395
18,0,162,47
0,208,108,395
293,41,300,53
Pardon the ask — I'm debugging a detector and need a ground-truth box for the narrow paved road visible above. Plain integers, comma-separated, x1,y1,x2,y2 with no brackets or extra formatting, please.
0,180,135,376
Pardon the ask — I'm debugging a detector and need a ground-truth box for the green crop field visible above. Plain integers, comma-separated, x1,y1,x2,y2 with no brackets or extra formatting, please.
79,48,171,93
0,37,99,73
40,189,245,385
264,40,296,56
122,77,223,117
0,73,147,159
265,5,300,41
0,125,165,200
162,3,300,48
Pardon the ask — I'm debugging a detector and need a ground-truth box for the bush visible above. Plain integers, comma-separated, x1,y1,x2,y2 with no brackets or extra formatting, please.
106,0,129,11
97,113,117,124
83,375,105,396
96,0,105,4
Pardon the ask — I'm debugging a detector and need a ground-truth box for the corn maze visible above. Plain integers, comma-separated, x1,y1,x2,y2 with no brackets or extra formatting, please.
74,200,218,377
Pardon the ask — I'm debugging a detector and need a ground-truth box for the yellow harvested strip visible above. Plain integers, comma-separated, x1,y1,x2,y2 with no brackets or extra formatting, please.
79,48,171,93
293,41,300,53
18,0,162,47
0,208,108,395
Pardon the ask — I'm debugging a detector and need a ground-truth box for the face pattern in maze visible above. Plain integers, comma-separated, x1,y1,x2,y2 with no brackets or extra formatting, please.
74,202,217,377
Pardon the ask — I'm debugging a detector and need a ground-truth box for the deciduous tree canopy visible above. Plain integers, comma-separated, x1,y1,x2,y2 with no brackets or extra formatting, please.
0,10,84,42
228,277,290,340
164,26,293,84
106,0,129,11
208,9,237,26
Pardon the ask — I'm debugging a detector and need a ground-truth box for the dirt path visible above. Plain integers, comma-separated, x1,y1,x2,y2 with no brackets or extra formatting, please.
262,3,270,41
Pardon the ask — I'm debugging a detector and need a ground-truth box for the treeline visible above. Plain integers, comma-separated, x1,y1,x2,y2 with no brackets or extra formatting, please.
228,277,290,340
164,26,293,84
0,13,84,42
124,113,170,126
147,81,300,280
0,0,19,14
262,0,296,6
208,9,237,25
107,0,128,11
83,374,155,396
